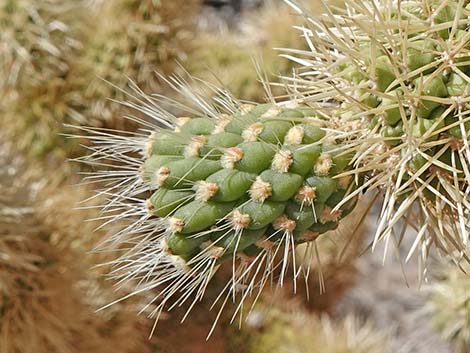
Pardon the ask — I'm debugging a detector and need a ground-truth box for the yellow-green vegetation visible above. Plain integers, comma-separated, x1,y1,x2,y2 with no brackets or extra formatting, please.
1,0,200,162
240,302,391,353
79,0,199,123
187,1,323,101
1,0,86,159
0,0,82,92
425,263,470,353
282,0,470,261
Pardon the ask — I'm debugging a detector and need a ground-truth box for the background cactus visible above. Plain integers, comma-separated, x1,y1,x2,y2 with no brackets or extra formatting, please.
78,0,199,124
1,0,86,159
0,140,153,353
1,0,200,162
187,1,320,101
423,261,470,352
229,296,392,353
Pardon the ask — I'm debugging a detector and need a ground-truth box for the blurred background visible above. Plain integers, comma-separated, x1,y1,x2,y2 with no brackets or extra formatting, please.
0,0,468,352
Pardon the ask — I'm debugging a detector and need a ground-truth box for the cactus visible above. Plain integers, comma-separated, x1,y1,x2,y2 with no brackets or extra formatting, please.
232,298,391,353
424,262,470,353
81,0,470,333
143,102,359,264
0,136,169,353
282,0,470,261
1,0,87,159
78,0,199,123
1,0,200,161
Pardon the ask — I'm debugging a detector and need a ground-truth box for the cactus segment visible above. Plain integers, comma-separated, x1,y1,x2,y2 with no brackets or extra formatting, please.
285,0,470,265
177,117,215,135
213,227,267,257
305,176,338,204
136,104,360,273
164,232,211,256
238,200,286,230
256,170,303,202
200,132,244,159
147,133,187,156
287,144,322,176
375,56,395,92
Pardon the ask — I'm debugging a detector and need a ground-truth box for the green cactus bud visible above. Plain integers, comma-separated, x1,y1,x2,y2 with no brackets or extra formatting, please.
447,73,468,96
178,117,216,135
375,55,395,92
200,132,243,159
170,200,234,234
256,120,293,144
148,133,187,156
214,227,267,257
382,122,404,146
159,158,222,189
445,116,470,138
286,144,322,176
360,90,381,108
408,153,428,173
147,188,193,217
305,176,338,204
407,40,436,72
256,170,303,202
381,92,402,126
285,201,324,233
277,108,306,118
414,74,448,119
205,169,255,202
141,155,181,185
434,4,465,39
164,232,211,256
227,141,276,174
322,145,354,176
238,200,286,230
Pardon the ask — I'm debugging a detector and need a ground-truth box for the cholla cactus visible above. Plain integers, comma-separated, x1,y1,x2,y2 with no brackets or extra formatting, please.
239,300,391,353
283,0,470,266
79,0,198,123
2,0,199,160
81,78,363,333
0,0,81,92
0,140,156,353
81,0,470,334
187,1,317,100
424,263,470,352
1,0,86,158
